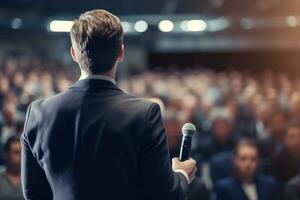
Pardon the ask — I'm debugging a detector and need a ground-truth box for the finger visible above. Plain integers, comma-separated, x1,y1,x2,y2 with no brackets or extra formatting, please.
184,159,196,165
189,159,196,165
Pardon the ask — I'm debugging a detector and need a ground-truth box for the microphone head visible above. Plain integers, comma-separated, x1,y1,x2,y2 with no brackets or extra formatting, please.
182,123,196,136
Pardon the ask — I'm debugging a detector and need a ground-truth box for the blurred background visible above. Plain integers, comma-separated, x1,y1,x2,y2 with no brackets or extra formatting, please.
1,0,300,199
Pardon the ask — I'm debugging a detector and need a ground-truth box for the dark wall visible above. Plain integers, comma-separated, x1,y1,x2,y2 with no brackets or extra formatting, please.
148,49,300,74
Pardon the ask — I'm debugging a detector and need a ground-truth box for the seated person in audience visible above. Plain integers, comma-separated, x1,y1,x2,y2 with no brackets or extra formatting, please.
268,122,300,183
199,107,235,160
259,110,288,160
224,97,256,140
285,174,300,200
254,102,274,141
215,139,279,200
0,135,23,200
1,97,25,143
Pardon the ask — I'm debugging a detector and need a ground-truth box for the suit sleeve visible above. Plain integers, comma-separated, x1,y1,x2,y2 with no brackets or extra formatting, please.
139,103,188,200
215,183,231,200
21,102,53,200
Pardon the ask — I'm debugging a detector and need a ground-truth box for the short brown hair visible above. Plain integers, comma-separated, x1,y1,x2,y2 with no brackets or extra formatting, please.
70,9,124,74
5,135,20,152
234,138,258,156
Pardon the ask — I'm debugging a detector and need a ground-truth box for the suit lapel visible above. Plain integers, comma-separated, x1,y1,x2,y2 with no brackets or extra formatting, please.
255,177,263,200
234,178,251,200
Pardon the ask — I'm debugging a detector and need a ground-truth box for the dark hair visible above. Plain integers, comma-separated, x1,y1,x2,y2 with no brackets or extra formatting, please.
4,135,20,152
70,9,124,74
234,138,258,156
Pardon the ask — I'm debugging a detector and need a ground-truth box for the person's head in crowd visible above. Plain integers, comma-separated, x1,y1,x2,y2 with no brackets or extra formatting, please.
209,107,234,144
56,76,72,93
234,138,259,183
40,72,55,97
269,110,289,141
163,111,183,151
70,9,124,79
0,77,10,96
4,135,21,174
4,59,17,77
12,72,25,92
166,96,183,112
181,94,198,121
256,102,273,125
285,122,300,160
2,97,18,127
223,97,239,119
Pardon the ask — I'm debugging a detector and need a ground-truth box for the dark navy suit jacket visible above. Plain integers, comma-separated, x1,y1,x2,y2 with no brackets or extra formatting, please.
215,176,279,200
21,78,188,200
210,151,233,185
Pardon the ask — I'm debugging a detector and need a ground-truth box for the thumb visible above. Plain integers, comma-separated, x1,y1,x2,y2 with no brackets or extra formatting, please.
172,157,180,163
172,158,180,170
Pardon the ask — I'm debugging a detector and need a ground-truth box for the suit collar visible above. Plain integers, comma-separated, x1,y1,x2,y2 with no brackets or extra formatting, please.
233,178,250,200
69,78,122,92
255,176,267,200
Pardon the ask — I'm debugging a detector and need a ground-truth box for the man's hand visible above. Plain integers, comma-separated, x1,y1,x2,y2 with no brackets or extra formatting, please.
172,158,197,183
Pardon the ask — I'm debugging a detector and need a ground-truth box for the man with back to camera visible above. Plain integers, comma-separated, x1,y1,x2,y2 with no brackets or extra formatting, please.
20,9,197,200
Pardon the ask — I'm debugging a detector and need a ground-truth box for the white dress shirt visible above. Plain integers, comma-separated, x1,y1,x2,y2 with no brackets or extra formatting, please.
79,74,116,84
242,183,258,200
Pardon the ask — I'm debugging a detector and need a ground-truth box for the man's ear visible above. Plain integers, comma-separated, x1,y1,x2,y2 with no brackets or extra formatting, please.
70,46,78,63
117,44,125,62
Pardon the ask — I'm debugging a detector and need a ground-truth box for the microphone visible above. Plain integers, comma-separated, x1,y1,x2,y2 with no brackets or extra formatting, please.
179,123,196,161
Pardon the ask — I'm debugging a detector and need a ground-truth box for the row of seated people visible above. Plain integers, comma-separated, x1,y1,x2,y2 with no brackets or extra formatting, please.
210,122,300,200
166,106,300,200
119,67,300,199
184,135,300,200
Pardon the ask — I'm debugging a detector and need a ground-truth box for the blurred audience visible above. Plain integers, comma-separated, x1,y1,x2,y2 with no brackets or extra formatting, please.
0,55,76,143
198,107,235,160
258,110,288,159
210,151,233,185
0,135,23,200
268,122,300,183
215,139,279,200
2,54,300,199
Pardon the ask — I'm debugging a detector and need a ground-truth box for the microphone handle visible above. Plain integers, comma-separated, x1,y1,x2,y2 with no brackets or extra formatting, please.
179,135,192,161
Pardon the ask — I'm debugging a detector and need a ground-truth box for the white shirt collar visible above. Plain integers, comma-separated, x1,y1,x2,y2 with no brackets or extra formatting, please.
79,74,116,85
242,182,258,200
